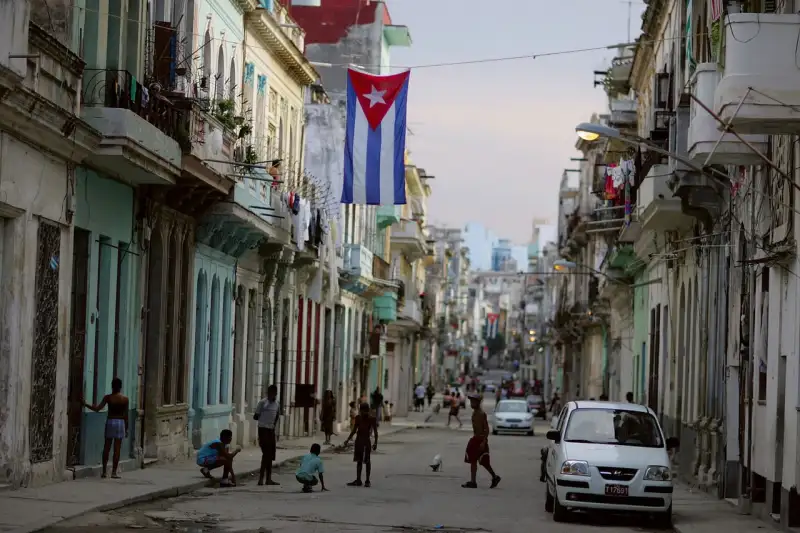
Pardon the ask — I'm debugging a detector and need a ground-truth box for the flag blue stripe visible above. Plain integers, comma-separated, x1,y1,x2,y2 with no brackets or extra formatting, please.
392,79,409,204
342,77,357,203
365,122,382,204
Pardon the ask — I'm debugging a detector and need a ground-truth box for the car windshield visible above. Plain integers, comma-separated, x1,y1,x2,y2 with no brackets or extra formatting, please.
564,408,664,448
496,402,528,413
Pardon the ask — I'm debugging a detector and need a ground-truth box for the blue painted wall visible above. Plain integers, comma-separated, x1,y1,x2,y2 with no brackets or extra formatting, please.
75,168,139,466
188,243,237,448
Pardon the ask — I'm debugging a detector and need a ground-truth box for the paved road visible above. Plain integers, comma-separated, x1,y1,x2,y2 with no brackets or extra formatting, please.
42,423,668,533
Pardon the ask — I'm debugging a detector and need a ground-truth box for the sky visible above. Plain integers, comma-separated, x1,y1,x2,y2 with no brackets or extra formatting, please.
385,0,645,243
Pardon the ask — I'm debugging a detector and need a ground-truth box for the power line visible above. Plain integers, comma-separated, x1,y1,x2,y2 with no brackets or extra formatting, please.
64,3,713,72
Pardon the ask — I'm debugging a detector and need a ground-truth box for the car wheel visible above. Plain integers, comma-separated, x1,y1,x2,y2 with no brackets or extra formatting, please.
652,505,672,529
552,493,569,522
492,429,498,435
527,430,534,436
544,485,554,512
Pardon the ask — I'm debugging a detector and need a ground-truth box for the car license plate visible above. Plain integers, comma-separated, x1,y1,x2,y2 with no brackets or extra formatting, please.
605,484,628,497
509,424,518,428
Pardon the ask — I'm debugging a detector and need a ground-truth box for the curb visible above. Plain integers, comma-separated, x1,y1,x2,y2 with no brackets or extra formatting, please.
18,426,413,533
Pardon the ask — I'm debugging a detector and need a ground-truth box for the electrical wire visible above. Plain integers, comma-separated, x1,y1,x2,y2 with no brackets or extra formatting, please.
61,3,718,72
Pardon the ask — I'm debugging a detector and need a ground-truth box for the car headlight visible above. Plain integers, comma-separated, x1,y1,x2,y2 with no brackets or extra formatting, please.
561,460,591,476
644,465,671,481
523,413,533,420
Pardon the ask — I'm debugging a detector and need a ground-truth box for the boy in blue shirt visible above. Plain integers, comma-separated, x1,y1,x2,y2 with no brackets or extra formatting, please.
197,429,241,486
295,443,328,493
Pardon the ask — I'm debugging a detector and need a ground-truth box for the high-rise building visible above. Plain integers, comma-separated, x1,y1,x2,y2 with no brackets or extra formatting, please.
491,239,513,271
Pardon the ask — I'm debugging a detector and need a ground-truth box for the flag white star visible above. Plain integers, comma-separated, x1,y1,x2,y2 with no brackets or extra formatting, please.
363,86,387,108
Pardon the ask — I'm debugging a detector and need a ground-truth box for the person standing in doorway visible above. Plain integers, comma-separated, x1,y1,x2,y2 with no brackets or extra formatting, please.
84,378,129,479
370,387,384,426
320,390,336,445
254,384,281,486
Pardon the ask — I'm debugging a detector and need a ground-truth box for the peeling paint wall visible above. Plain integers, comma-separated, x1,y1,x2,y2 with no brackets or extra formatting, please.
0,132,74,488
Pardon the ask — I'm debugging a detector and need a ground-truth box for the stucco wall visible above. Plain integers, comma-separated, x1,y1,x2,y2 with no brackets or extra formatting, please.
0,131,74,487
74,168,138,467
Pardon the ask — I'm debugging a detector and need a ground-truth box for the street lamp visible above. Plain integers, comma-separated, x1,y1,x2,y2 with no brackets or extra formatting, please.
574,122,729,182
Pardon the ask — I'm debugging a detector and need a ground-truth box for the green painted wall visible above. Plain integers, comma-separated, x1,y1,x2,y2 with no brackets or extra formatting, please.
75,168,139,467
632,270,650,403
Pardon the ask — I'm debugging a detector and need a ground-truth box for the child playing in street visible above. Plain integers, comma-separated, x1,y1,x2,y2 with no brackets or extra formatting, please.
295,443,328,493
197,429,241,487
343,402,378,487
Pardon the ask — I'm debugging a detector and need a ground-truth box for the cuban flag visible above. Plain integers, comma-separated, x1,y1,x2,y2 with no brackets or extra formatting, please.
486,313,499,339
342,68,410,205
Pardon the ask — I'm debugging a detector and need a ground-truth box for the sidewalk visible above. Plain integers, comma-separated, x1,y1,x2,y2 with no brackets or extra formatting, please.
0,424,410,533
672,484,778,533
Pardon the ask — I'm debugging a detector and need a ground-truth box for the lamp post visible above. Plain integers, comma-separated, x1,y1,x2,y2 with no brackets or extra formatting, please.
574,122,730,182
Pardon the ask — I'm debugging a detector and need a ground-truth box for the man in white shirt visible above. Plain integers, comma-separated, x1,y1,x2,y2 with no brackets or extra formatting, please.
415,384,426,412
254,384,281,486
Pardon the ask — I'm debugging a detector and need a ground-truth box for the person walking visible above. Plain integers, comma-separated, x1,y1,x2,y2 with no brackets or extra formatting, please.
414,383,426,412
462,393,501,489
447,392,464,428
426,383,435,407
320,390,336,445
343,403,378,487
254,384,281,486
84,377,129,479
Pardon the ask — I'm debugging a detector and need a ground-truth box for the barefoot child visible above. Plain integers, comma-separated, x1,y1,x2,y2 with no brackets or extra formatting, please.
462,393,501,489
295,443,329,493
343,402,378,487
197,429,241,486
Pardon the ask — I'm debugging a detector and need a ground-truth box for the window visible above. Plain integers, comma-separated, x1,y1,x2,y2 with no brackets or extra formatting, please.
758,267,770,401
564,408,663,448
495,401,528,413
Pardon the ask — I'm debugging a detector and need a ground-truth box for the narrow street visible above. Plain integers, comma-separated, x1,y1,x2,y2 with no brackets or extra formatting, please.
41,421,669,533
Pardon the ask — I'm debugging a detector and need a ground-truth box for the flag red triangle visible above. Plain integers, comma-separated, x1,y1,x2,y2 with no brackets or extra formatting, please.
348,69,410,130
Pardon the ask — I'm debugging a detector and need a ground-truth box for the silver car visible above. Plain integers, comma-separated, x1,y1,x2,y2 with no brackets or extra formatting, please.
490,399,535,436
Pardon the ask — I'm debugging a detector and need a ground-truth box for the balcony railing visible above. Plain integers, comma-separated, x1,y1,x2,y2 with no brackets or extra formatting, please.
82,69,180,140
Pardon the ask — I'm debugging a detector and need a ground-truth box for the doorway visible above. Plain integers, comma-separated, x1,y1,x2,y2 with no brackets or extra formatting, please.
67,228,90,467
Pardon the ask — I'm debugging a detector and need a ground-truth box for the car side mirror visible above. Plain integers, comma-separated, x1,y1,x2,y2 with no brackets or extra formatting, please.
546,430,561,443
666,437,680,450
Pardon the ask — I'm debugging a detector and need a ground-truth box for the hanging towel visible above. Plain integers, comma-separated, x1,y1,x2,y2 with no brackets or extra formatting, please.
303,200,312,243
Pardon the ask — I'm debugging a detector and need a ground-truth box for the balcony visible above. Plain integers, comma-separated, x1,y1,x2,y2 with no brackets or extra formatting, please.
716,13,800,134
390,220,428,260
174,99,238,183
608,98,637,129
81,69,181,185
689,63,767,164
373,291,398,323
343,244,373,278
637,164,691,232
397,298,422,327
377,205,401,229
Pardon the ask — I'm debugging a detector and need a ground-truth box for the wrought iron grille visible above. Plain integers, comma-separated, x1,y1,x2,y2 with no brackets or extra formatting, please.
30,222,61,463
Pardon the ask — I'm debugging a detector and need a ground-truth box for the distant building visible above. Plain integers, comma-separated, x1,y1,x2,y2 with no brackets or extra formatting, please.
491,239,513,271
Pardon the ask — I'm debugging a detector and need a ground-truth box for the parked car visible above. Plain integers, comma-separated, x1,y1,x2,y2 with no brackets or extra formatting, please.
483,381,496,393
544,401,678,528
490,399,535,436
526,394,547,419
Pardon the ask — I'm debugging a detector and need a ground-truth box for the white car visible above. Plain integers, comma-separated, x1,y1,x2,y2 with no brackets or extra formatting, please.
490,399,535,436
544,401,678,528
